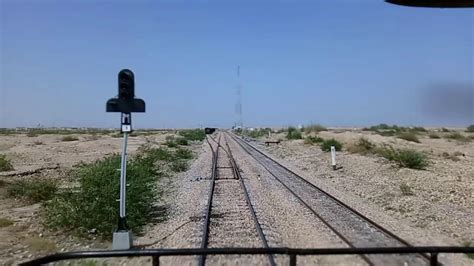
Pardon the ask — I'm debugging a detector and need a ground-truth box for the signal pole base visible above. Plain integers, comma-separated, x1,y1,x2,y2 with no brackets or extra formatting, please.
112,231,133,250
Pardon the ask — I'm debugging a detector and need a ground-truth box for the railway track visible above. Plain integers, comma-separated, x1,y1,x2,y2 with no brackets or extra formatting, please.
199,133,276,266
229,132,430,266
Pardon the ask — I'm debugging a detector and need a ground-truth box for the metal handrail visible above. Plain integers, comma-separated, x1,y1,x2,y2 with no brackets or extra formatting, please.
21,246,474,266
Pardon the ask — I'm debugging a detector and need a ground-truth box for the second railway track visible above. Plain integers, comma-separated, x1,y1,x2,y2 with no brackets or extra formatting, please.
229,132,430,266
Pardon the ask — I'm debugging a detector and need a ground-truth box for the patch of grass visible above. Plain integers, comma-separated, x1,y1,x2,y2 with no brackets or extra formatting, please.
170,160,188,172
400,183,414,196
246,128,271,138
377,147,429,170
303,124,327,133
26,237,57,252
26,132,38,137
44,152,158,238
428,133,440,139
61,135,79,142
174,147,193,160
397,132,420,143
347,138,375,154
7,179,59,203
0,154,14,171
0,217,14,227
178,129,205,141
467,125,474,133
304,136,324,145
445,132,470,142
321,139,343,152
175,137,189,146
286,127,302,140
165,139,178,148
410,126,427,132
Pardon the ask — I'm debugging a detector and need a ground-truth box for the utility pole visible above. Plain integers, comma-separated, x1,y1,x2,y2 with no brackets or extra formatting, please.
236,65,243,129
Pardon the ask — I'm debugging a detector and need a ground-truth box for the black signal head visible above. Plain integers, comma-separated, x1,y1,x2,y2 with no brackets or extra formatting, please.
118,69,135,100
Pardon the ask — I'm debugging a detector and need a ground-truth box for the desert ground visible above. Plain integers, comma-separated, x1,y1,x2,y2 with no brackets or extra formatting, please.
0,127,472,265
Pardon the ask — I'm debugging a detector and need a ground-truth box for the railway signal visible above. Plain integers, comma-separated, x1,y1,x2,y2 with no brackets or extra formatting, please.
106,69,146,250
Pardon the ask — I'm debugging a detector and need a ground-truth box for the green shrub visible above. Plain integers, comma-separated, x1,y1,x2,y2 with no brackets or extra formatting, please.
429,133,440,139
61,135,79,142
44,153,158,238
397,132,420,143
377,147,429,170
174,147,193,160
441,127,450,132
175,137,189,146
410,127,427,132
304,124,327,133
467,125,474,132
178,129,205,141
286,127,302,140
165,139,178,148
0,217,14,227
304,136,324,144
170,160,188,172
445,132,470,142
26,132,38,137
0,154,14,172
347,138,375,154
7,179,58,203
321,139,343,152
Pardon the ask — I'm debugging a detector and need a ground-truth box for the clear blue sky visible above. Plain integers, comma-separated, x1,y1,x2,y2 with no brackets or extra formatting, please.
1,0,473,129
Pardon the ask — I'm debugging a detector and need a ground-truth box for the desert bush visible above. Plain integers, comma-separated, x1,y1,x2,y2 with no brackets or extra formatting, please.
170,160,188,172
444,132,470,142
61,135,79,142
304,124,327,133
164,138,178,148
0,154,14,172
44,152,158,238
246,128,271,138
377,147,429,169
286,127,302,140
174,147,193,160
0,217,14,227
428,133,440,139
7,179,58,203
441,127,450,132
304,136,324,145
397,132,420,143
321,139,343,152
347,138,375,154
175,137,189,146
467,125,474,132
399,183,414,196
410,127,427,132
178,129,205,141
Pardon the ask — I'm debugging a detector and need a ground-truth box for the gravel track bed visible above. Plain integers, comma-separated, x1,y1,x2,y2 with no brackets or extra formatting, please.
231,134,427,265
226,134,364,265
202,136,269,265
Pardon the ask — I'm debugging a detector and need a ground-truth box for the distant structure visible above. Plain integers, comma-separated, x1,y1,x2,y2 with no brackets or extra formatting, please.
235,65,243,129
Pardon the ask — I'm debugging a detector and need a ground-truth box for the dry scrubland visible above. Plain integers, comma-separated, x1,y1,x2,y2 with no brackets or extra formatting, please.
244,125,474,256
0,129,203,264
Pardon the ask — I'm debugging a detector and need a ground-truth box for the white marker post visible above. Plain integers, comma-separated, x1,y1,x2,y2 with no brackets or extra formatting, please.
331,146,337,170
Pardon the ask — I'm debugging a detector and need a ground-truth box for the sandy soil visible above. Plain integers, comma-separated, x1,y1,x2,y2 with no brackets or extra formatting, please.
256,128,473,265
